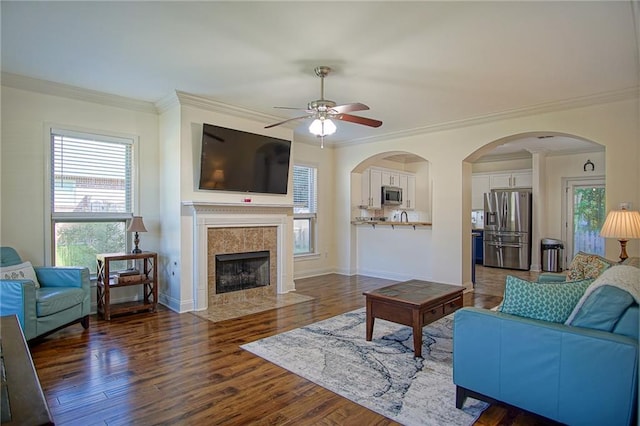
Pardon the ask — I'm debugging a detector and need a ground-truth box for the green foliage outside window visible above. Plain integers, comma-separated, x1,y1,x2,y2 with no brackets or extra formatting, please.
573,187,605,232
572,186,606,256
55,222,127,273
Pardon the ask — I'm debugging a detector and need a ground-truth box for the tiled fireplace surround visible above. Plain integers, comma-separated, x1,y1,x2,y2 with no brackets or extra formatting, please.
206,226,278,305
190,203,292,311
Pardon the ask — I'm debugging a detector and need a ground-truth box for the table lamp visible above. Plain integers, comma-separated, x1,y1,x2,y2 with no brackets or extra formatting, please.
599,207,640,262
127,216,148,253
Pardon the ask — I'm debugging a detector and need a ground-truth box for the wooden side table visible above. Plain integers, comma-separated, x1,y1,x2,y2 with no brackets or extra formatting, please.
96,252,158,320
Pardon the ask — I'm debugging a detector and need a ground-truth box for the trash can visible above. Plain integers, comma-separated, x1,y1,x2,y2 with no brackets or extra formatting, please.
541,238,564,272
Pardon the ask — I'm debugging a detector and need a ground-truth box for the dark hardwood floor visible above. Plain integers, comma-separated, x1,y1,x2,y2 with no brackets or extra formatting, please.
27,267,558,425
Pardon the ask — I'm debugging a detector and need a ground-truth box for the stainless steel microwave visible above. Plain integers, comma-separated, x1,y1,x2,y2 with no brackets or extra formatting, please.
382,186,402,205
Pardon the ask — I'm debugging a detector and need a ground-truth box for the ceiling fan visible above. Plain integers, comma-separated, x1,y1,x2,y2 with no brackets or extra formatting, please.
265,66,382,147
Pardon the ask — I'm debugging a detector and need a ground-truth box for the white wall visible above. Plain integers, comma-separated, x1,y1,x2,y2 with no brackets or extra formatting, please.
356,226,433,281
334,96,639,287
3,80,638,308
544,151,607,240
158,103,183,310
292,141,337,279
1,84,160,307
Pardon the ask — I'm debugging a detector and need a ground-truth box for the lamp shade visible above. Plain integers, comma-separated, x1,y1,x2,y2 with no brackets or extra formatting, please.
308,118,336,136
600,209,640,239
127,216,147,233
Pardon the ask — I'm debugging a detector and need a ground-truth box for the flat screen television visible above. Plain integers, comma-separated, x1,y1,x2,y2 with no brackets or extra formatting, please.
198,123,291,194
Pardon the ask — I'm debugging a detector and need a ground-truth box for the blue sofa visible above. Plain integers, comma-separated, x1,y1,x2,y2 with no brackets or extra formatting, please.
453,266,638,425
0,247,90,341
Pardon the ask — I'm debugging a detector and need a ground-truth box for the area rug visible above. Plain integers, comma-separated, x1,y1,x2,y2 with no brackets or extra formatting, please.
241,308,488,425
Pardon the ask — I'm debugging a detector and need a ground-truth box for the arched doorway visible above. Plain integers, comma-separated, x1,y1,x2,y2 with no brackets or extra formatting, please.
463,132,605,282
350,151,434,280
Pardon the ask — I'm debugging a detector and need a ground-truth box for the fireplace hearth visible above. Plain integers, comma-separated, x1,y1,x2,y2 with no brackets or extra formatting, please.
215,250,270,294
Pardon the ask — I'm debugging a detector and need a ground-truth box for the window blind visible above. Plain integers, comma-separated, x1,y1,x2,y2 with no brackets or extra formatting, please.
51,130,133,217
293,165,317,214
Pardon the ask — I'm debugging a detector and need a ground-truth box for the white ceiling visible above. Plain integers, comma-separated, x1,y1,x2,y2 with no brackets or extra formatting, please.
2,1,638,154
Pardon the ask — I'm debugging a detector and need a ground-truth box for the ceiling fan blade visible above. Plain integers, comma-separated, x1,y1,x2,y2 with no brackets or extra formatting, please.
335,114,383,128
274,106,309,111
264,115,310,129
330,102,369,114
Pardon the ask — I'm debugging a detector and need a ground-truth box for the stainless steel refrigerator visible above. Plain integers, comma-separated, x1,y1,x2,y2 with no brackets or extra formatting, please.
483,190,532,270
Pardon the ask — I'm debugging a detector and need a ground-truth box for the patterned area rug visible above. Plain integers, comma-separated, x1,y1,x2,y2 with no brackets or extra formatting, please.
241,308,487,425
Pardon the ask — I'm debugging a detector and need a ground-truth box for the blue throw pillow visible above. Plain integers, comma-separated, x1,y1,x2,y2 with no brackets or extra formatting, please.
568,285,634,332
500,276,593,323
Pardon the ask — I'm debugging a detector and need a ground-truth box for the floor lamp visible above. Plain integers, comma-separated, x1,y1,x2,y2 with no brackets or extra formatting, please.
600,208,640,262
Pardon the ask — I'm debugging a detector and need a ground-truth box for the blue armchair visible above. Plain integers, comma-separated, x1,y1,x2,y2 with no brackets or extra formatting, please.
0,247,90,341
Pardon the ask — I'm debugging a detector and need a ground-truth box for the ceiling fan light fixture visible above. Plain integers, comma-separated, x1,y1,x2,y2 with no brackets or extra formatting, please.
309,118,336,136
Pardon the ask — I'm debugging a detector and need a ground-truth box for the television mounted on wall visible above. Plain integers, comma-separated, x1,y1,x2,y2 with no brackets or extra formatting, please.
198,123,291,194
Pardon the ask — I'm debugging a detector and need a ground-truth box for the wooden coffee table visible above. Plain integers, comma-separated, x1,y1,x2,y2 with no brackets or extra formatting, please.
363,280,464,357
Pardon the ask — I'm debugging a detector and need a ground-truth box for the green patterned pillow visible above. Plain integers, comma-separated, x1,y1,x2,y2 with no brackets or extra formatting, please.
566,251,613,281
500,276,593,323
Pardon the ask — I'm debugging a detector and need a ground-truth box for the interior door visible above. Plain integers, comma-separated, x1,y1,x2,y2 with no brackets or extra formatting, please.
563,177,606,262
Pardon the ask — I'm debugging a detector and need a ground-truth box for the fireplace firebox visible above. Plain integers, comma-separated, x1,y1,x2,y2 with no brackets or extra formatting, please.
215,250,270,294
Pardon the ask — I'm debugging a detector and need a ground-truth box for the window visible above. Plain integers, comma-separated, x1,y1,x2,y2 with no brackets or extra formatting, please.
293,164,317,255
50,128,135,273
567,179,606,258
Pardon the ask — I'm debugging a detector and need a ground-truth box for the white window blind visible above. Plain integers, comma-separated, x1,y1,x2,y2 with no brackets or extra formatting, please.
293,165,317,214
51,129,133,218
293,164,317,255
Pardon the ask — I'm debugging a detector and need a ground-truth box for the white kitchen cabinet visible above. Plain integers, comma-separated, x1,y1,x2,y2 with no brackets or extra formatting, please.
511,171,532,188
472,170,532,209
362,167,417,209
399,174,416,209
472,175,490,210
488,170,532,190
360,168,382,209
489,173,512,189
382,170,400,186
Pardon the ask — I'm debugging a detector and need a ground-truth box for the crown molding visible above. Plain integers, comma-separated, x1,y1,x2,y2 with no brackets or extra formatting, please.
154,92,180,114
3,71,637,147
337,86,640,147
172,91,285,124
1,72,157,114
155,90,290,127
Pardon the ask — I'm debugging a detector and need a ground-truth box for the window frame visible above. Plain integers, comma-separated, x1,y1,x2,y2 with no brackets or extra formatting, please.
293,163,319,258
44,123,140,269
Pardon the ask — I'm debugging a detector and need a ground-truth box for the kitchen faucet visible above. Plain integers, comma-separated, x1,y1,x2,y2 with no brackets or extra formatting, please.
400,211,408,223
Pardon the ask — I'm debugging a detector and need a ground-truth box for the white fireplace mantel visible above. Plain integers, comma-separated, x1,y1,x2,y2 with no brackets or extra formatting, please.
183,200,293,211
184,201,295,311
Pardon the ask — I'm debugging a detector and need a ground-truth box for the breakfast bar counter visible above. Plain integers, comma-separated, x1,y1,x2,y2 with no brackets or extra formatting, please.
351,220,432,228
354,221,433,280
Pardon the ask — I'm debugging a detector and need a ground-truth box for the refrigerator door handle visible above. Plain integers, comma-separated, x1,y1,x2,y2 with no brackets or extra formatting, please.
486,242,522,248
502,194,508,226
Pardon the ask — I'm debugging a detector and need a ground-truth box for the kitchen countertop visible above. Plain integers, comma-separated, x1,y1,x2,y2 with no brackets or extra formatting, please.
351,220,432,227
